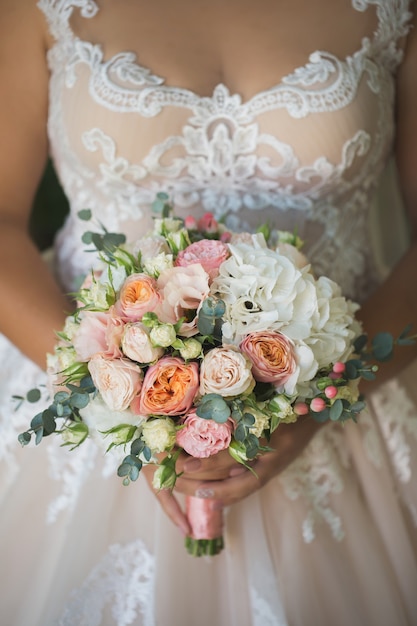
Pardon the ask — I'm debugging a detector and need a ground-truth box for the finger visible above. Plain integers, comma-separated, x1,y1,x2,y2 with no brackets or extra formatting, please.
142,465,191,536
155,488,191,536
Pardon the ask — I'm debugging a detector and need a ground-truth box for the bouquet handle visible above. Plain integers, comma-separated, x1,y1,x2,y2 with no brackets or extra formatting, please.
185,495,224,556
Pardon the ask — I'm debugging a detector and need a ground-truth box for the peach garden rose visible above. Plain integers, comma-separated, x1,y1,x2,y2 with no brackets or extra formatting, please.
88,354,143,412
118,273,161,321
136,356,199,416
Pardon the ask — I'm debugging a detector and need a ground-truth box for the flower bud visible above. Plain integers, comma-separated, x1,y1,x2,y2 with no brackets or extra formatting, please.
150,324,177,347
179,338,202,360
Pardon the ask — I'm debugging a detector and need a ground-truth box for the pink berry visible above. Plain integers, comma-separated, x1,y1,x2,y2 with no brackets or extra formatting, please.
220,231,232,243
310,397,327,412
324,385,338,399
184,215,198,230
294,402,309,416
332,362,346,374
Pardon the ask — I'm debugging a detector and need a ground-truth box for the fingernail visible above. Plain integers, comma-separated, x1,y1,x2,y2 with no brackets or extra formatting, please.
195,487,215,499
184,459,201,472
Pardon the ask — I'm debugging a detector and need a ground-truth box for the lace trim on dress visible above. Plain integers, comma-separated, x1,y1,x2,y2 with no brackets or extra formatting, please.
279,426,351,543
38,0,412,119
371,379,417,484
56,540,155,626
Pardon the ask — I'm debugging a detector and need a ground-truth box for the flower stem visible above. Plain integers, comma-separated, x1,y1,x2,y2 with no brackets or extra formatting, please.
185,536,224,557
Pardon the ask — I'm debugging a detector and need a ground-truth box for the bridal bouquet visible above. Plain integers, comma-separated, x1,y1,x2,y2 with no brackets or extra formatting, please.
17,193,415,556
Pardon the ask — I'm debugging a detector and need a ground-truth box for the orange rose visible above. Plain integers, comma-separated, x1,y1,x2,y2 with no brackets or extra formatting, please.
240,331,296,385
118,273,161,321
135,356,199,416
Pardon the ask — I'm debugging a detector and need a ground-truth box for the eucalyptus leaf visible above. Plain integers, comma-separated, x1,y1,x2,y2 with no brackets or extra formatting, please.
371,332,394,361
77,209,92,221
42,410,57,434
69,393,90,410
81,231,94,245
26,388,41,403
353,334,368,353
18,432,31,446
329,399,343,421
54,391,70,403
234,423,247,442
310,408,330,423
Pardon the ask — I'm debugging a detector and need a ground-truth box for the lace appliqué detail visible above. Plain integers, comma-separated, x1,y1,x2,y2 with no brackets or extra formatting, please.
46,437,99,524
280,426,351,543
371,379,417,484
56,540,155,626
250,586,288,626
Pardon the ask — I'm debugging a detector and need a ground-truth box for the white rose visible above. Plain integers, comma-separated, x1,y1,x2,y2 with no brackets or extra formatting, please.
122,323,164,363
153,217,183,235
268,395,297,424
133,235,170,260
142,418,177,453
244,405,270,438
199,347,254,397
88,354,143,411
143,253,174,277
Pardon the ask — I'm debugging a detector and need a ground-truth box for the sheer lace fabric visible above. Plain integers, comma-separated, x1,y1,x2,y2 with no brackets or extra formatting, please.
1,1,417,625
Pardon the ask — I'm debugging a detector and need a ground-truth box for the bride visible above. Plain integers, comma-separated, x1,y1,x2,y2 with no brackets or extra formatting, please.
1,1,416,624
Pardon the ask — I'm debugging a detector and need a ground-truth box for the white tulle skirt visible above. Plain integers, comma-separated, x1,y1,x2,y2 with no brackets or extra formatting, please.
1,325,417,626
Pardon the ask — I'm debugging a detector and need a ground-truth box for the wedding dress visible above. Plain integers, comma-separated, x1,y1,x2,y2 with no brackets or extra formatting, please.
1,1,417,624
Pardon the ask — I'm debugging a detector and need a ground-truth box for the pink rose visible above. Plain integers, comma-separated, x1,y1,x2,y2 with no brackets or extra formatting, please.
240,331,297,385
118,273,161,321
88,354,143,411
73,311,109,361
135,356,199,416
176,410,233,458
73,310,124,361
157,265,210,336
175,239,230,281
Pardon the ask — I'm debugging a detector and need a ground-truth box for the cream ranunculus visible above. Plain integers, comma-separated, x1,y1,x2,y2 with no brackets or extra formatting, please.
88,354,143,411
199,347,254,397
141,418,177,453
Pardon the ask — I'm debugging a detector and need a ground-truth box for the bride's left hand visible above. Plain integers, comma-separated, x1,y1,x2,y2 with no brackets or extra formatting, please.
173,415,322,506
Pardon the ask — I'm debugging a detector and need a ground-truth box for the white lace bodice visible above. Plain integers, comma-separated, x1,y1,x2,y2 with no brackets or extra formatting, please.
38,0,413,301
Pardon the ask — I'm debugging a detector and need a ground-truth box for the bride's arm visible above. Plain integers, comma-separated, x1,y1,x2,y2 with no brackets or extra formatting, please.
357,13,417,389
149,15,417,529
0,1,69,368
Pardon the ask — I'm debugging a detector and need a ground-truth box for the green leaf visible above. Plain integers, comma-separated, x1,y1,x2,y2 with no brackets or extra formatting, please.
26,388,41,403
131,438,145,456
310,408,330,423
78,209,92,221
350,401,366,413
197,314,215,336
242,412,255,427
18,431,31,446
81,231,94,245
399,324,413,340
371,332,394,361
196,394,230,423
30,413,44,431
103,232,126,250
69,392,90,410
360,370,376,381
329,399,343,421
234,423,247,442
54,391,70,403
353,334,368,353
42,409,57,434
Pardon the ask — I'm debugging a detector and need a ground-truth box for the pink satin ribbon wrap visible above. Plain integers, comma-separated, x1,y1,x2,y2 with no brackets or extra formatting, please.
186,495,224,540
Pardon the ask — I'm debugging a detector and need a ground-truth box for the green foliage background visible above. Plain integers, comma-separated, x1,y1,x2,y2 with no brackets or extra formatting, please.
30,160,69,250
